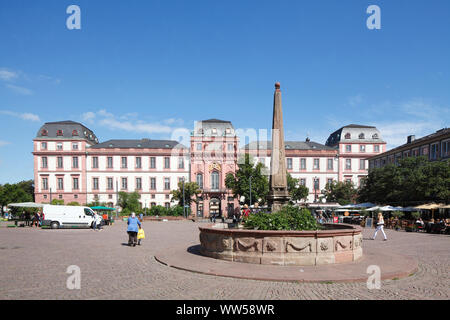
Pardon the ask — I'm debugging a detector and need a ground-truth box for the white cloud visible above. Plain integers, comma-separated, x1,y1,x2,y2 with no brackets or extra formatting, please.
348,94,363,107
81,109,188,136
371,120,441,149
0,140,10,147
99,117,173,134
82,111,96,122
5,84,33,95
0,69,18,81
21,113,40,122
0,110,41,122
163,118,184,125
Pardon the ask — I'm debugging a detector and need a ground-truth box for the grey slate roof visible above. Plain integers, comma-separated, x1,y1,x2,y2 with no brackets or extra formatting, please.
89,139,187,149
243,140,335,151
193,119,236,137
35,120,98,144
325,124,384,147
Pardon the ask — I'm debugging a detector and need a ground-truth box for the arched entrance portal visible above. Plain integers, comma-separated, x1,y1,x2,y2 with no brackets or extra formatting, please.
209,197,221,218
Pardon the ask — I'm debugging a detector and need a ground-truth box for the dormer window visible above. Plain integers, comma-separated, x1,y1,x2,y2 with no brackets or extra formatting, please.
372,133,379,139
41,129,48,136
226,128,231,134
359,133,365,139
198,128,204,135
72,130,79,136
212,128,217,135
345,133,351,139
56,130,63,136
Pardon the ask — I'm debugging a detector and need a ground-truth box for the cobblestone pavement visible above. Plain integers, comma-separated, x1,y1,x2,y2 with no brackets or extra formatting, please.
0,220,448,300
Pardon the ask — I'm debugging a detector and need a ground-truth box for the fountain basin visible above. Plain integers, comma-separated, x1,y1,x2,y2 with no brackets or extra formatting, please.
199,223,363,266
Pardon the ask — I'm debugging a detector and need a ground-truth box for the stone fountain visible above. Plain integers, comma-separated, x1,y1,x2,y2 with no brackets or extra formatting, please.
198,83,363,266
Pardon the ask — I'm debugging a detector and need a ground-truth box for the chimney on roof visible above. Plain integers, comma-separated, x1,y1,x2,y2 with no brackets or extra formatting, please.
407,135,415,144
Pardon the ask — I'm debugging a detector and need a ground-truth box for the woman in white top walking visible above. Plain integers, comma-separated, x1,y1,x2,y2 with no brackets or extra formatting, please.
372,212,387,241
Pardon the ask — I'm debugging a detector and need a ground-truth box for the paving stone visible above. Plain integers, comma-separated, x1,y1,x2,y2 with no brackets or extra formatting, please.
0,221,448,300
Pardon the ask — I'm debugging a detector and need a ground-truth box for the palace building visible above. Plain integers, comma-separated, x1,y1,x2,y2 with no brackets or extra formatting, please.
368,128,450,170
33,120,386,217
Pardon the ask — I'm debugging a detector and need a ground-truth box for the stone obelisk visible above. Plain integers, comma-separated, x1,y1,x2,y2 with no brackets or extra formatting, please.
267,82,290,212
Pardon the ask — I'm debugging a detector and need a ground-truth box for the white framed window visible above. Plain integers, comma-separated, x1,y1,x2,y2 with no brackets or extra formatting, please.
313,159,320,170
57,178,64,190
93,178,99,190
107,157,113,168
150,157,156,169
136,157,142,169
42,178,48,190
345,159,351,170
121,157,127,168
136,177,142,190
72,157,78,168
211,171,219,190
327,159,333,170
178,157,184,169
164,178,170,190
57,157,63,168
164,157,170,169
41,157,48,168
196,173,203,189
107,178,113,190
300,158,306,170
287,158,293,170
92,157,99,169
360,159,366,170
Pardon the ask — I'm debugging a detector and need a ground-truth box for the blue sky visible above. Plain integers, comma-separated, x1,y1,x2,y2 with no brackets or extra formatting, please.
0,0,449,183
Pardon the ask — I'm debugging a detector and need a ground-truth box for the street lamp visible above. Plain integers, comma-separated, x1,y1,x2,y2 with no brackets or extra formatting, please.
249,176,252,208
182,177,186,218
314,176,318,203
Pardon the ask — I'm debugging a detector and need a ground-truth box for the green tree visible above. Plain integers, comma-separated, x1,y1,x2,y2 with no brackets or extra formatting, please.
50,199,65,205
225,154,269,205
170,181,201,209
358,157,450,205
118,191,141,214
322,180,357,205
287,173,309,203
67,201,81,206
0,183,33,214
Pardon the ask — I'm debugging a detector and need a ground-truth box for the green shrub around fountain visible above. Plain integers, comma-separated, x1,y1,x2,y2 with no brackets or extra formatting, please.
243,205,319,231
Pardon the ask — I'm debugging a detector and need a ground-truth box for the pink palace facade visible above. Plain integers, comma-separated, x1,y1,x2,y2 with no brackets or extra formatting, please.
33,120,386,217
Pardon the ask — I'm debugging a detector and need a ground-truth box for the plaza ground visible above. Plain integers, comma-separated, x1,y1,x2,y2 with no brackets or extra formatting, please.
0,220,448,300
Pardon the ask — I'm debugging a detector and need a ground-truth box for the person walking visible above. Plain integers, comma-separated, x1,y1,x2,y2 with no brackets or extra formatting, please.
24,211,31,227
242,204,251,219
127,212,141,247
372,212,387,241
137,215,145,246
32,211,40,227
92,211,100,231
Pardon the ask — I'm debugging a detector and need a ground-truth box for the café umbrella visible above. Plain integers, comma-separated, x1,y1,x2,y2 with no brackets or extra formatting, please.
7,202,44,208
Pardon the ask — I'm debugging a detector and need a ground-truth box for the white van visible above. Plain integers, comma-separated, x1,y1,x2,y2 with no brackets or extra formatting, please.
42,205,102,229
